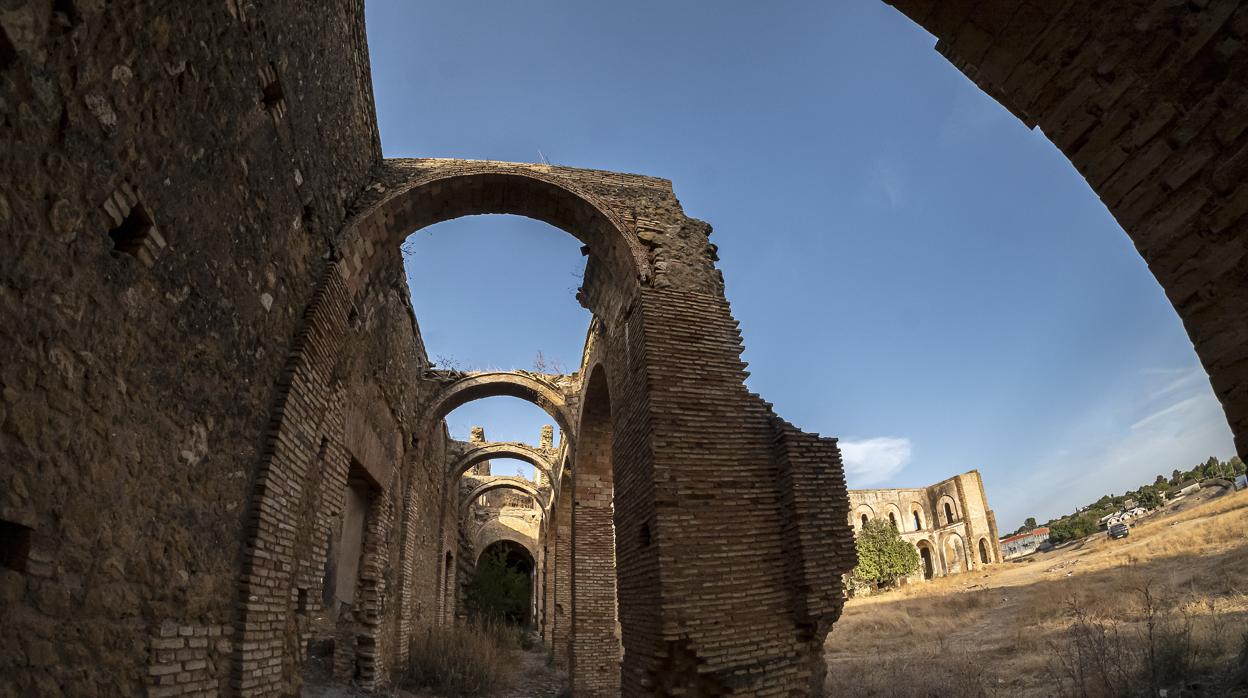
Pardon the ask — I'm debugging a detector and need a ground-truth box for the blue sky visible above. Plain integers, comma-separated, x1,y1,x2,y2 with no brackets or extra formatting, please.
367,1,1237,529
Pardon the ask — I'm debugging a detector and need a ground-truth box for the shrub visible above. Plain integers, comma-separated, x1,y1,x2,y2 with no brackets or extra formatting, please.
465,547,532,625
1048,585,1244,697
402,620,515,696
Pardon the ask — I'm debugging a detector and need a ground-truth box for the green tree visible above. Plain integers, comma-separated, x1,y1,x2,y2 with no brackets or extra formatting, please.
1136,488,1161,509
1230,456,1245,475
1154,474,1167,486
852,519,921,590
463,548,532,625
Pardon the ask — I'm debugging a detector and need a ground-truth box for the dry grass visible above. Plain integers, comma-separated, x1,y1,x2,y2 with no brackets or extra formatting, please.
401,620,519,697
824,489,1248,696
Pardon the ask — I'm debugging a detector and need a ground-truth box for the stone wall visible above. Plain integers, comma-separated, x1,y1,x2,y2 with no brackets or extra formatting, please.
847,469,1002,581
0,1,379,695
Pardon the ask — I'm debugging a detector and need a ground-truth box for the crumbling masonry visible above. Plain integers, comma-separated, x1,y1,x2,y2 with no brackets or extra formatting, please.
1,1,1246,696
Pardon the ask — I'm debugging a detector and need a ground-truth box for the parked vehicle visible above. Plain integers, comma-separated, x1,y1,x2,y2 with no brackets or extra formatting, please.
1108,522,1130,539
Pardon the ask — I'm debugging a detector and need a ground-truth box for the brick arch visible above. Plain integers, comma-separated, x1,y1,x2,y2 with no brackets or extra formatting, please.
569,363,621,694
449,441,557,481
335,160,648,311
881,1,1248,455
423,371,575,437
477,536,539,569
461,477,544,514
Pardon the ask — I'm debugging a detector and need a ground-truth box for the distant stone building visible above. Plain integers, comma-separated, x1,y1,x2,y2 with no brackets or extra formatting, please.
999,527,1051,559
848,470,1002,581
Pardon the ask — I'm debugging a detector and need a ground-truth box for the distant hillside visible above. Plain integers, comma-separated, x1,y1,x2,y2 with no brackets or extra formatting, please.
1012,456,1244,544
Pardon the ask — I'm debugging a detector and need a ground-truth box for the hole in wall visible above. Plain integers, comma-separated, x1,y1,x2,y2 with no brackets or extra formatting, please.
108,202,154,259
52,0,80,32
639,522,651,547
261,64,286,115
297,587,309,614
0,519,33,572
0,28,17,71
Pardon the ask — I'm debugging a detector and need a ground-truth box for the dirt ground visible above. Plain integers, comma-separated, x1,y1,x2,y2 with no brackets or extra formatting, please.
823,487,1248,696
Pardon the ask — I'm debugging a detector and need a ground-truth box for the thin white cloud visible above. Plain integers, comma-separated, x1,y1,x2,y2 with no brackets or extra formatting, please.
870,159,904,208
841,437,912,486
1145,365,1206,402
1129,394,1204,432
994,368,1235,529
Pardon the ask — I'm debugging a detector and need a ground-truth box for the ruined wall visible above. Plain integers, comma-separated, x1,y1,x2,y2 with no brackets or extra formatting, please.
0,1,380,695
848,469,1002,581
884,0,1248,457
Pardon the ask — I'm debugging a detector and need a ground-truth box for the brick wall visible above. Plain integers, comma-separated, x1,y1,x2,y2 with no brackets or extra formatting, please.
570,367,621,695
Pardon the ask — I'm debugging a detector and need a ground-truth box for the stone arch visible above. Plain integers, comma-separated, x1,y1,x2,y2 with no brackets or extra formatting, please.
448,441,557,482
882,503,905,531
853,503,877,531
910,502,927,531
336,161,648,316
424,371,575,438
915,539,936,580
474,538,539,625
937,494,960,525
978,537,992,565
880,2,1248,455
942,532,966,575
461,477,544,514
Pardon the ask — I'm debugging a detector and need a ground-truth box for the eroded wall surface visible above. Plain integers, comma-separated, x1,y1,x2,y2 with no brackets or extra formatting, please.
0,2,381,695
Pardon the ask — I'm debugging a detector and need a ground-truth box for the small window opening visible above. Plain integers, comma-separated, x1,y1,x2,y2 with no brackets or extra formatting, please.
913,511,922,530
944,502,955,523
0,520,32,572
639,522,651,547
888,512,897,529
260,63,286,119
860,514,868,528
296,587,309,614
109,202,157,263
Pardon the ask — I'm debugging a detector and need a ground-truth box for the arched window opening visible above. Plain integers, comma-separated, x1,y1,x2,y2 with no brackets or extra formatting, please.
978,539,990,565
944,502,954,524
888,512,897,529
912,511,922,530
860,514,869,528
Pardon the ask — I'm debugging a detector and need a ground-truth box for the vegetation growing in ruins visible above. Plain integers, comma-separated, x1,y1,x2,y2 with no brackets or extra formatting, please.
464,548,533,625
851,519,921,590
403,620,516,696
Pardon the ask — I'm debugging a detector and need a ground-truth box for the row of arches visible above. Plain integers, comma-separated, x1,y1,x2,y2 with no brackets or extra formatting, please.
910,533,996,580
852,495,962,535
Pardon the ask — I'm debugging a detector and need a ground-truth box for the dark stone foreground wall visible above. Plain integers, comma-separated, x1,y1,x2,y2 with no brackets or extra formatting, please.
0,2,381,694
